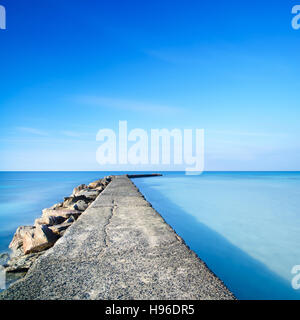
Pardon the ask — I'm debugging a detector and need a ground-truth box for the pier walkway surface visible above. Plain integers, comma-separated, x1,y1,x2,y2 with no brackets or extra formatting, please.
0,175,234,300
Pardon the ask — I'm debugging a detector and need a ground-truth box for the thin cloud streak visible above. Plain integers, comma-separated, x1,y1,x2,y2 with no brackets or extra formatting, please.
61,131,90,138
16,127,48,136
208,130,289,138
74,96,183,114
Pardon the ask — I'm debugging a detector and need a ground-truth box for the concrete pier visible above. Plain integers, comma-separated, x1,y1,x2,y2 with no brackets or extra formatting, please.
0,176,235,300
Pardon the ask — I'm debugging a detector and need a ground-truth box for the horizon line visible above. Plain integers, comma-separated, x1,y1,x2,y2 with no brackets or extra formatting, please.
0,170,299,173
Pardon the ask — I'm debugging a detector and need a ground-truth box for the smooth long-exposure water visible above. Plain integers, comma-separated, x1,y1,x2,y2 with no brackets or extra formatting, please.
1,171,300,299
134,172,300,299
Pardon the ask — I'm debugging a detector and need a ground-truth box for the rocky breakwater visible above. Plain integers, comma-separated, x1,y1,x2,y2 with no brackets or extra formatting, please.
3,176,112,275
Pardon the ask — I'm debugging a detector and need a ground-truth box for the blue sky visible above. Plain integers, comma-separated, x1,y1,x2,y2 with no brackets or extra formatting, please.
0,0,300,170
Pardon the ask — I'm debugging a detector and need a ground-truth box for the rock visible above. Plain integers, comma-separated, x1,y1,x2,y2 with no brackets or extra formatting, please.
0,252,9,265
10,247,24,259
102,176,112,183
5,252,44,273
63,191,99,208
63,196,76,208
34,215,66,226
72,184,88,196
75,189,100,201
9,226,35,255
88,179,102,189
49,222,73,236
65,216,76,223
94,186,104,192
23,225,59,255
72,200,88,211
49,202,63,210
42,208,81,220
63,195,89,208
88,176,112,189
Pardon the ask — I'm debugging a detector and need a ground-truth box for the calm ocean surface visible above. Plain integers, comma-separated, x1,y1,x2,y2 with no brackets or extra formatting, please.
1,171,300,299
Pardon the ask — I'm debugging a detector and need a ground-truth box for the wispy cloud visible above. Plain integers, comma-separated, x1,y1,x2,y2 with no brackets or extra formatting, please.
74,96,183,114
16,127,48,136
145,46,218,65
61,130,89,138
208,130,289,138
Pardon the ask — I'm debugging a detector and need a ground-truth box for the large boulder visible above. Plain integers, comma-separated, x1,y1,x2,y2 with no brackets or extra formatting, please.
22,225,59,255
72,184,88,196
75,189,100,201
42,208,82,220
63,195,89,208
72,200,88,211
49,221,73,237
102,176,112,184
9,226,35,255
34,215,66,227
88,179,102,189
49,202,63,210
65,216,76,224
88,176,112,189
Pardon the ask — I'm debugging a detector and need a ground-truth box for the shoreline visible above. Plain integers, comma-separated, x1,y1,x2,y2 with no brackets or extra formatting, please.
0,174,235,300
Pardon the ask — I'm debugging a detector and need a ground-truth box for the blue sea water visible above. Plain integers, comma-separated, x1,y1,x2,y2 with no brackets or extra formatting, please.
133,172,300,300
1,171,300,299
